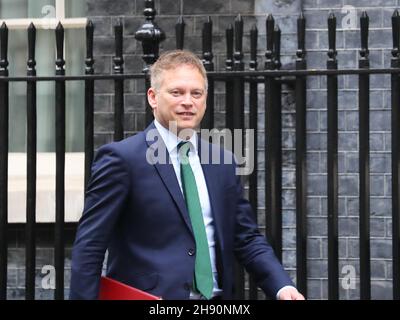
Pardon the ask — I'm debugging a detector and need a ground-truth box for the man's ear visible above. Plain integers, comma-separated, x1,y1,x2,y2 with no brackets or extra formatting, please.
147,87,157,111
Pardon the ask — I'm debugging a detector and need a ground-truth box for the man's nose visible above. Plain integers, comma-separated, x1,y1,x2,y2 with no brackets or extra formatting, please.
181,93,193,106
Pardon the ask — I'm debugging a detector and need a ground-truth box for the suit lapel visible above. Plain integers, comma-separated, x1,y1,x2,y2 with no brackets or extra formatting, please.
144,123,194,235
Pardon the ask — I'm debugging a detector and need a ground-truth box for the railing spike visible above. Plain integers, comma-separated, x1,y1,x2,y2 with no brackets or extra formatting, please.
176,16,185,49
85,20,94,74
327,13,337,63
0,22,8,71
392,9,400,58
27,23,36,74
202,17,213,70
297,12,306,58
225,24,234,71
250,24,258,71
234,13,244,71
360,11,369,60
55,22,65,72
265,14,274,69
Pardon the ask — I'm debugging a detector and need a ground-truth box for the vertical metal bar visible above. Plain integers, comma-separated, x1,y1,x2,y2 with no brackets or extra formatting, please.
327,13,339,300
0,22,9,301
113,21,124,141
265,14,281,260
232,14,245,300
134,0,165,126
201,16,214,130
272,25,282,261
26,22,37,301
225,24,234,132
248,24,259,300
391,9,400,300
295,12,308,298
55,22,65,300
224,28,238,295
359,11,371,300
84,20,94,190
233,15,244,130
176,16,185,50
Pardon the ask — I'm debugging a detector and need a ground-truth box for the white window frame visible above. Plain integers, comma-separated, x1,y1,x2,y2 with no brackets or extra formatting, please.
2,0,87,223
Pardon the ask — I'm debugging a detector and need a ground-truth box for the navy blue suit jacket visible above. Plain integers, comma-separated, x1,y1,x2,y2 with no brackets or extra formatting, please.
70,123,294,299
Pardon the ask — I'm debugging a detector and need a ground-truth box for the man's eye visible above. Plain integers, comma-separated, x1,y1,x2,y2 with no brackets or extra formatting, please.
171,91,180,96
192,92,203,98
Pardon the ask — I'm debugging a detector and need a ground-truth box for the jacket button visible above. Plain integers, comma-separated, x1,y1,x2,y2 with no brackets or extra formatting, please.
188,248,195,256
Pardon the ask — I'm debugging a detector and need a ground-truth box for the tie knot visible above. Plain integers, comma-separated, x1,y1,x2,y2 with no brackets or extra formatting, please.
178,141,190,158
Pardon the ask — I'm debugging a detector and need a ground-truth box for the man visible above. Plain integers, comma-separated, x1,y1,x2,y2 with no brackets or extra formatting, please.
70,50,304,300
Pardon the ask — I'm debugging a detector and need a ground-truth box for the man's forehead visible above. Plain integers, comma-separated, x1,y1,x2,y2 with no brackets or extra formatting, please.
160,64,202,75
159,66,206,85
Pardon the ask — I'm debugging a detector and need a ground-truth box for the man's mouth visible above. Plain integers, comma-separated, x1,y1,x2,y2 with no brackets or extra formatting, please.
177,112,195,116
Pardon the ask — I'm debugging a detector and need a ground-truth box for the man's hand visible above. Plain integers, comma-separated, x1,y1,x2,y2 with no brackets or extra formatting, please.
277,287,305,300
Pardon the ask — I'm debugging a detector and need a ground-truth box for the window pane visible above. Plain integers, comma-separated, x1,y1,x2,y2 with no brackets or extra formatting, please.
0,0,27,19
65,28,85,152
65,0,86,18
37,29,56,152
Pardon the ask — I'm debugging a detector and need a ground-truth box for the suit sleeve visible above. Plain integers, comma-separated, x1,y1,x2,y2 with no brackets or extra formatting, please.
69,144,130,299
232,166,295,299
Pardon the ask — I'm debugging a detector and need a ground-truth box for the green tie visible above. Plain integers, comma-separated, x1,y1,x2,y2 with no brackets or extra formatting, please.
178,141,213,299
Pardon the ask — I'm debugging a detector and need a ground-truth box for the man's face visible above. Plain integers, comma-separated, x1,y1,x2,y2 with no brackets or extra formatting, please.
147,64,207,135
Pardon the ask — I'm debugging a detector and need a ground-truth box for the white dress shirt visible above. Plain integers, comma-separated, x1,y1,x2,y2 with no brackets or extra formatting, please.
154,119,222,298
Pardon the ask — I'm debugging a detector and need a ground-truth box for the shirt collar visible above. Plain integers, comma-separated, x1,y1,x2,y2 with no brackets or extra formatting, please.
154,119,198,155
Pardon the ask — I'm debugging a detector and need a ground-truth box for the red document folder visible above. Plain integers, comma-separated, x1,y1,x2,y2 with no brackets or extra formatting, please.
99,276,161,300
